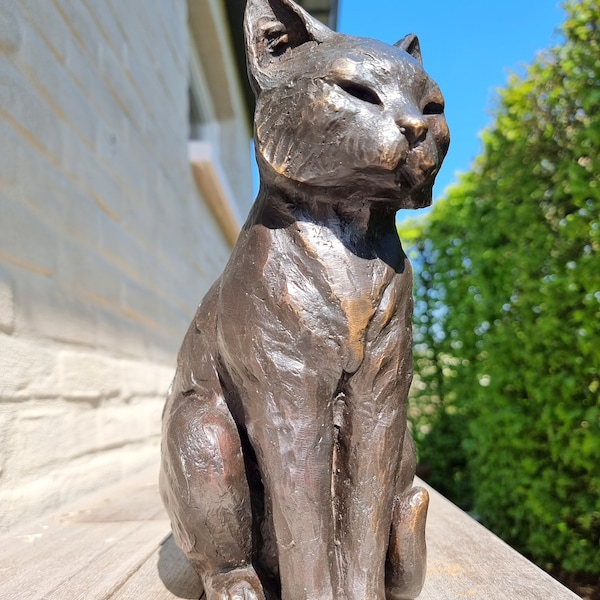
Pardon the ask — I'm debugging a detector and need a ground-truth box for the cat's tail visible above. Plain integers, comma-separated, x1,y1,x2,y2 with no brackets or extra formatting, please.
385,486,429,600
385,429,429,600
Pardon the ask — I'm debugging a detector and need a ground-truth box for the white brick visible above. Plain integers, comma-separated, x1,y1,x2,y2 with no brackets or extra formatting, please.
136,396,165,438
59,130,131,221
57,186,101,249
0,119,20,187
66,442,160,493
0,334,60,399
121,278,159,326
150,265,198,315
0,60,63,161
17,143,68,214
156,295,195,339
20,12,123,162
0,471,63,531
93,126,150,204
63,31,123,128
16,146,101,248
58,242,123,309
18,0,68,62
81,0,126,60
0,442,160,531
98,215,150,284
58,350,120,399
16,273,98,347
0,402,17,476
55,74,98,149
112,0,167,81
0,195,58,277
53,0,101,62
97,41,148,132
119,441,161,476
94,305,148,359
0,1,22,55
160,0,187,57
0,271,15,333
95,396,164,449
4,400,99,476
115,29,172,122
118,358,173,400
145,328,184,364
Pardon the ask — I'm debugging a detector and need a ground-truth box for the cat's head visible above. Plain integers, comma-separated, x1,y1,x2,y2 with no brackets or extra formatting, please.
244,0,449,210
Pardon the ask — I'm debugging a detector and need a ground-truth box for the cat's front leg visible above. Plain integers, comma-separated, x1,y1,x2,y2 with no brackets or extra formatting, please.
334,374,408,600
237,366,342,600
333,277,416,599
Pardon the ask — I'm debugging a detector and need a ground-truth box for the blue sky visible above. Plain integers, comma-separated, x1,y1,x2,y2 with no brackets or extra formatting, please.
338,0,566,219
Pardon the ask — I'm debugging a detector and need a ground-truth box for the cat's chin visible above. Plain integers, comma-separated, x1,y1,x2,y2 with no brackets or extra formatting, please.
392,163,437,209
395,182,434,210
400,196,433,210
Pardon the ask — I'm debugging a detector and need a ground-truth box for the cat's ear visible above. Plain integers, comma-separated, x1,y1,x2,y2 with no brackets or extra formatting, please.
394,33,422,64
244,0,333,94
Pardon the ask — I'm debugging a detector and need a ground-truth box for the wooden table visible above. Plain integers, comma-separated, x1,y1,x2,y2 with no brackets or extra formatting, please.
0,467,580,599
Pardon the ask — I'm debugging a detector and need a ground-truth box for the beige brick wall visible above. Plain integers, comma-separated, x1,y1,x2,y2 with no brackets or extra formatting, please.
0,0,251,531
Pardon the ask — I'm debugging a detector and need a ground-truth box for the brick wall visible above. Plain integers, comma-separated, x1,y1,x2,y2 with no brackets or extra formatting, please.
0,0,251,531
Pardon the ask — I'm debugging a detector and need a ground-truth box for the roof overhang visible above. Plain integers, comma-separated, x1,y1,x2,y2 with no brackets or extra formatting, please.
187,0,249,129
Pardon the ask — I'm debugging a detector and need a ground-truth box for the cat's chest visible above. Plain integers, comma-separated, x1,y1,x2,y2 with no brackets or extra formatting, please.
275,220,400,371
293,219,392,300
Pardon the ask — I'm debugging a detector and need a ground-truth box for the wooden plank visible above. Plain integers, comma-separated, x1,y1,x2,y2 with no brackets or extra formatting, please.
0,468,171,600
0,520,169,600
419,479,581,600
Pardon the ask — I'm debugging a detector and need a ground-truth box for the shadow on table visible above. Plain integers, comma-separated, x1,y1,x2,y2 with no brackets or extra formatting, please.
157,534,204,599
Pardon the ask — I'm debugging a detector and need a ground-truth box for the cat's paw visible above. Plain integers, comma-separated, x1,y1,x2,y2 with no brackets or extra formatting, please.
203,566,266,600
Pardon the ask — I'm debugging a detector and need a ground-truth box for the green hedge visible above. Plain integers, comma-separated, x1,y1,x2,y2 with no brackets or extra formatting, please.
402,0,600,576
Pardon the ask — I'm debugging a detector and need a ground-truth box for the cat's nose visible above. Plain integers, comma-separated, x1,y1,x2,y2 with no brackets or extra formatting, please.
397,115,428,147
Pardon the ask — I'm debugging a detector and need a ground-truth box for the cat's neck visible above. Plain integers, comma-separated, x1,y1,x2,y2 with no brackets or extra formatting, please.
251,185,397,229
246,185,403,264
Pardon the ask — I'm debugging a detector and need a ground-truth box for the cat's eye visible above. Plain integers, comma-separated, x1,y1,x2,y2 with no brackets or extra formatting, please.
337,81,382,106
423,101,444,115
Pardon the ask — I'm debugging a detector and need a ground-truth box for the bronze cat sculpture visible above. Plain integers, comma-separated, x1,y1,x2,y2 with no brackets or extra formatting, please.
160,0,449,598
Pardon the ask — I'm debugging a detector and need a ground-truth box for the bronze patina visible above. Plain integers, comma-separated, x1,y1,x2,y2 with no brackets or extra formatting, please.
160,0,449,598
